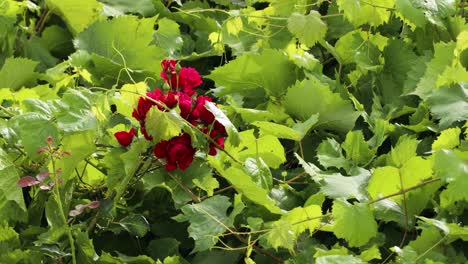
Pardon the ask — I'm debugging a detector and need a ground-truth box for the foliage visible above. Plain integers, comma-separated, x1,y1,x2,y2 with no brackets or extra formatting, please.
1,0,468,263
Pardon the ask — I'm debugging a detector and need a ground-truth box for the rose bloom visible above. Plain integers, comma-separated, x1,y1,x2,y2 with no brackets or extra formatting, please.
153,133,196,171
114,128,136,147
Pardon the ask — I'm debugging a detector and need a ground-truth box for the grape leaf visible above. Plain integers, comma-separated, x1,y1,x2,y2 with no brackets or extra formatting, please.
284,78,360,133
74,16,166,74
99,0,156,16
0,57,38,91
208,49,298,98
252,121,302,141
145,108,184,143
209,162,282,214
342,130,375,166
46,0,102,34
0,148,27,223
10,112,59,160
412,42,455,98
316,138,351,170
426,83,468,128
153,18,183,56
287,11,327,47
434,150,468,208
432,127,461,151
173,195,233,253
368,156,432,204
281,205,322,236
332,199,378,247
321,171,370,202
337,0,395,27
119,214,150,237
266,220,295,252
233,130,285,169
205,102,240,147
395,0,427,29
244,157,272,190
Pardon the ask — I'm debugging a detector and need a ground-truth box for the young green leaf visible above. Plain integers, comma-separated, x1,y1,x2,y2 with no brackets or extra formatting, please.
287,11,327,47
332,199,378,247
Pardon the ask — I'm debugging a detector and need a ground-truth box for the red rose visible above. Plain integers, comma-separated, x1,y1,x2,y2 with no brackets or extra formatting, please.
114,128,136,147
209,137,225,156
176,92,193,119
163,91,178,109
177,67,202,95
153,133,196,171
192,95,215,124
161,59,177,74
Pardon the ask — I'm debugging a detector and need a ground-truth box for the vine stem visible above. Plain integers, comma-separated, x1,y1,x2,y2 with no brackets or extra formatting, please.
168,172,202,203
49,146,77,264
368,178,441,205
34,8,51,34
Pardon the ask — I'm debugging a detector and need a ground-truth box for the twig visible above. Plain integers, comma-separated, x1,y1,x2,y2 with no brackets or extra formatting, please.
168,172,201,203
368,178,441,205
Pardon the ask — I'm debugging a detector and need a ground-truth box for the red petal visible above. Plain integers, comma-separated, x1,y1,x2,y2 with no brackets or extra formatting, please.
154,141,168,158
114,129,135,147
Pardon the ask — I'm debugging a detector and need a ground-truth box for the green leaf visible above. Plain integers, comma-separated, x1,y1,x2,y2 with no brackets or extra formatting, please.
332,199,378,247
11,112,59,160
56,89,98,133
395,0,427,29
244,157,273,190
119,214,150,237
225,16,243,36
147,238,180,261
418,217,468,242
388,135,419,167
336,0,395,26
0,57,38,91
99,0,156,16
321,171,370,202
342,130,375,165
74,229,99,262
226,130,286,169
114,82,149,118
266,220,295,252
205,102,240,147
153,18,183,56
0,223,20,252
426,83,468,128
335,30,383,70
282,205,322,236
434,150,468,208
316,255,366,264
55,130,96,181
368,156,432,204
412,42,456,98
145,108,184,143
432,127,461,151
74,16,166,75
316,138,351,170
284,78,360,133
208,49,298,98
0,148,27,223
359,245,381,262
252,121,302,141
287,11,327,47
209,162,282,214
193,175,219,198
46,0,102,34
173,195,232,253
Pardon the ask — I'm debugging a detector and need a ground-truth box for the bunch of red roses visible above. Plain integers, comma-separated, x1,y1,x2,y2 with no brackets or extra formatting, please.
114,60,226,171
